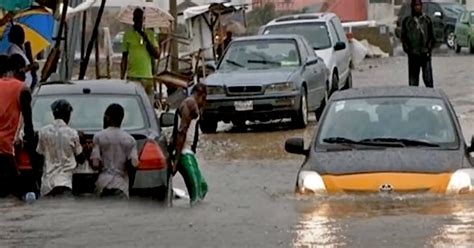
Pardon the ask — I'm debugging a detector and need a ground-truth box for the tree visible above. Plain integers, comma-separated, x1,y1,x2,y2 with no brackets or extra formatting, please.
246,3,276,34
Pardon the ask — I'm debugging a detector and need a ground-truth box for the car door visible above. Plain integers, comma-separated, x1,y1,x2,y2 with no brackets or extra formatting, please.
427,3,445,42
300,38,325,109
329,18,350,89
456,12,469,46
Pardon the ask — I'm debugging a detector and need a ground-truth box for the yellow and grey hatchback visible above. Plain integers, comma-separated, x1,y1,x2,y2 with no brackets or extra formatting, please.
286,87,474,195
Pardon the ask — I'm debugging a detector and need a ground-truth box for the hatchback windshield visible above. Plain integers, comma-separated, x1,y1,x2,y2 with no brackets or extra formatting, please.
218,39,300,70
263,23,331,50
317,97,458,148
33,95,147,131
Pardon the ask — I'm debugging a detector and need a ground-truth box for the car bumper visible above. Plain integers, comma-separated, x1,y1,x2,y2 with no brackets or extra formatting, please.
203,92,301,122
297,171,455,194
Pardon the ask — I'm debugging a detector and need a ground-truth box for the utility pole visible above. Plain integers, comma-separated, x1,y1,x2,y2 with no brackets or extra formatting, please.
169,0,179,72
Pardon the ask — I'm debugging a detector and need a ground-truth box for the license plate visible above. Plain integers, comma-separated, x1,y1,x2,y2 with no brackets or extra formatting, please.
234,101,253,111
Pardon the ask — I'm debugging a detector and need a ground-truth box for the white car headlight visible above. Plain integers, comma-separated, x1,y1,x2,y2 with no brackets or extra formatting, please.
297,171,326,194
266,82,294,93
446,170,472,194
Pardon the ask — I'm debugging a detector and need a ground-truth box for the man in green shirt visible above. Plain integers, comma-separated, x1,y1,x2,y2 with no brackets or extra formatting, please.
120,8,160,104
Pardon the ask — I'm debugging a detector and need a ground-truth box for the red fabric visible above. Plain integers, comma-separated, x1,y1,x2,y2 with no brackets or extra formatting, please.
0,78,24,155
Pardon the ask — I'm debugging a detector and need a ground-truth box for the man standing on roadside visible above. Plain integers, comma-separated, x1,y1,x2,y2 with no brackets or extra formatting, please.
120,8,160,104
0,55,34,198
401,0,436,88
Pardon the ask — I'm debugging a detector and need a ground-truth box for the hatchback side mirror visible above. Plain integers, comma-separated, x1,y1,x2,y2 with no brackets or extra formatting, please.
285,138,307,155
334,41,346,51
160,112,175,127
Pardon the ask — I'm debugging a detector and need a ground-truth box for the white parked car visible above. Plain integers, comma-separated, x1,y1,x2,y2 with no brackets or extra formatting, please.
259,13,352,95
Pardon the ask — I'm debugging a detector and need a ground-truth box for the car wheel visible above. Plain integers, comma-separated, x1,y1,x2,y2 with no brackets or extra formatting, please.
445,30,455,49
153,175,173,207
330,72,339,96
342,70,352,90
200,119,218,133
315,83,328,121
293,88,308,128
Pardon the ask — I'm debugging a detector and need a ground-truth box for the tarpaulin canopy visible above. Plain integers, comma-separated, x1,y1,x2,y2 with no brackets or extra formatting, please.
183,3,242,21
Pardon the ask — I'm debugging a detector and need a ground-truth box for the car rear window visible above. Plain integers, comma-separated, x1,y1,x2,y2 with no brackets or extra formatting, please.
33,95,147,132
263,22,331,50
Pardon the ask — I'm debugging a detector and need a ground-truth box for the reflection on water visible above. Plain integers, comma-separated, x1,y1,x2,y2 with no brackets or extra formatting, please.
293,194,474,247
429,198,474,247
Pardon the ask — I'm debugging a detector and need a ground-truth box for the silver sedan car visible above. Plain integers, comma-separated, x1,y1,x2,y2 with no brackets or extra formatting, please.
202,35,329,133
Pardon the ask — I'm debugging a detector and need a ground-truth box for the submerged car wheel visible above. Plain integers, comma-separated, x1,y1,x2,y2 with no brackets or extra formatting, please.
154,175,173,207
342,71,352,90
200,119,218,134
455,40,461,54
330,72,339,96
293,89,308,128
470,38,474,54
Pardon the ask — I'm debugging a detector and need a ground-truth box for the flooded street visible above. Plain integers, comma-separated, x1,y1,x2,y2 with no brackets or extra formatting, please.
2,55,474,247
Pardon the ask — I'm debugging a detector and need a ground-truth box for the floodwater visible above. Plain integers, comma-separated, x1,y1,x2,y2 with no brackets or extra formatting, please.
1,55,474,247
293,194,474,247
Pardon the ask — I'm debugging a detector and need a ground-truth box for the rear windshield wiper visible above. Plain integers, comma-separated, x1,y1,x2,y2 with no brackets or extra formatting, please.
247,59,281,65
359,138,440,148
226,59,244,68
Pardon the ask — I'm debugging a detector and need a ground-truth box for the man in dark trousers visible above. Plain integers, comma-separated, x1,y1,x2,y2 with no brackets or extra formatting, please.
0,55,34,199
401,0,436,88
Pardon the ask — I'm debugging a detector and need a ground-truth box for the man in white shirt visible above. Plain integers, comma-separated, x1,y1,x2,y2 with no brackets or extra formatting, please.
6,25,37,89
36,99,87,197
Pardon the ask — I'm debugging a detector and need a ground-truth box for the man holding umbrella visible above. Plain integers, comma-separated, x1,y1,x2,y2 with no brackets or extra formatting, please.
120,8,160,104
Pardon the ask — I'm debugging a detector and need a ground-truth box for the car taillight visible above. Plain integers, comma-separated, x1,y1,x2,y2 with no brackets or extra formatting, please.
17,149,32,170
138,140,167,170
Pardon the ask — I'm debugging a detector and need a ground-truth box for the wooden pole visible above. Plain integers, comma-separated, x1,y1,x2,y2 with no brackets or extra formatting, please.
78,0,106,80
95,32,100,79
169,0,178,73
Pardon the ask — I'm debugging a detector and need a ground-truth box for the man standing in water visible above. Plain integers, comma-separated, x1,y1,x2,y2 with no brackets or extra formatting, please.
120,8,160,104
91,104,138,198
0,55,34,198
171,83,208,206
401,0,436,88
36,100,87,197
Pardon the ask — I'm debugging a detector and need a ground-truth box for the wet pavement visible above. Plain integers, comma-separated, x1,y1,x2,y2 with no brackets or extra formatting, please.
1,54,474,247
